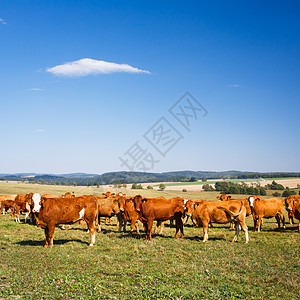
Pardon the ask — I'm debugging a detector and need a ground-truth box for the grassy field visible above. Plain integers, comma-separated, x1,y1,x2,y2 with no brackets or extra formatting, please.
0,182,300,299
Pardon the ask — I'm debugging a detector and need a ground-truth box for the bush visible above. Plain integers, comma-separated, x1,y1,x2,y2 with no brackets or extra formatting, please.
265,181,284,190
202,184,215,191
147,185,153,190
282,190,297,197
189,177,198,182
182,189,187,192
259,187,267,196
131,183,143,190
272,192,281,197
159,183,166,191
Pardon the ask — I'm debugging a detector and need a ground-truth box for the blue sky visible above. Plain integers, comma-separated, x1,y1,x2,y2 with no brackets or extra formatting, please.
0,1,299,174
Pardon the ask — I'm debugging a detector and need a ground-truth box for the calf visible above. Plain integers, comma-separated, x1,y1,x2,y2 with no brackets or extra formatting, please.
248,196,285,232
31,194,97,248
185,199,249,243
134,195,185,240
285,195,300,230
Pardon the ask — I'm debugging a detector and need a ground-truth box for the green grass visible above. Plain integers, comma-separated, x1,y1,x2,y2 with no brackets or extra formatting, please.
0,182,300,299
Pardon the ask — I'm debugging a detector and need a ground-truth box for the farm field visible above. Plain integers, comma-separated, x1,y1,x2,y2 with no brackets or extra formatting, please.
0,182,300,299
151,178,300,191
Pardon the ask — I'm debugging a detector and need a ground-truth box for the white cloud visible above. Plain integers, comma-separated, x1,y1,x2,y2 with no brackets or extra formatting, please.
33,129,45,133
28,88,44,91
46,58,151,77
0,18,7,25
228,84,241,88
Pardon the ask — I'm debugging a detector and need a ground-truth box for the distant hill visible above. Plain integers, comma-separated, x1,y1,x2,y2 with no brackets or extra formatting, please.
0,170,299,186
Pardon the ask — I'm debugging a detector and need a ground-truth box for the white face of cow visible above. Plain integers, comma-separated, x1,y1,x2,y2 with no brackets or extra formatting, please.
248,196,255,207
32,193,41,213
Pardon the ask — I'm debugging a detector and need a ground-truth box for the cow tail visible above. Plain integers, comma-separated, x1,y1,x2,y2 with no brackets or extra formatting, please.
217,203,244,219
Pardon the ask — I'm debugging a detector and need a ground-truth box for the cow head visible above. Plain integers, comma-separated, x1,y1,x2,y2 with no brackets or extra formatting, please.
285,196,294,212
118,196,126,211
185,200,197,216
31,193,42,213
217,194,229,201
133,195,143,212
248,196,256,208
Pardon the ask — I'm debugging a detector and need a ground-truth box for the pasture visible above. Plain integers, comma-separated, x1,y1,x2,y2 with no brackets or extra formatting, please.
0,182,299,299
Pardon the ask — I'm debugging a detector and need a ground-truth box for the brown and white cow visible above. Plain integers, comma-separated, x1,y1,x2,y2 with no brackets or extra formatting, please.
133,195,186,240
285,195,300,230
31,194,98,248
185,199,249,243
248,196,285,232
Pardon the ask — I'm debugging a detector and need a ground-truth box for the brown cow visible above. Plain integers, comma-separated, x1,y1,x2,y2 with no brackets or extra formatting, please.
285,195,300,224
61,192,76,198
118,196,166,235
0,197,15,216
285,195,300,230
216,194,229,201
133,195,185,240
248,196,285,232
185,199,249,243
216,195,252,230
31,194,97,248
93,194,125,232
14,193,33,223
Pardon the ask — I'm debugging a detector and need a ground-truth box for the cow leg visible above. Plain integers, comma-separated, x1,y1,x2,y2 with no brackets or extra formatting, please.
275,214,281,229
44,228,50,248
142,222,148,240
158,221,165,235
175,216,184,239
97,215,101,232
15,207,20,223
203,222,209,242
47,225,55,248
24,212,30,223
117,214,126,232
256,216,263,232
252,216,257,231
153,220,159,234
289,216,294,225
229,222,234,230
280,213,285,230
298,221,300,232
135,221,140,234
182,215,188,225
241,222,249,243
87,221,96,246
232,222,241,242
147,220,154,241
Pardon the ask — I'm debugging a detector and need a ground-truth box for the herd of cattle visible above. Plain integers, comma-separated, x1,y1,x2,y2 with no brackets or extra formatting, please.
0,192,299,248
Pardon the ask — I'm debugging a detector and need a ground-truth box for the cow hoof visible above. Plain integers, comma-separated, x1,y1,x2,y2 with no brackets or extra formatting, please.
44,245,48,248
89,243,94,247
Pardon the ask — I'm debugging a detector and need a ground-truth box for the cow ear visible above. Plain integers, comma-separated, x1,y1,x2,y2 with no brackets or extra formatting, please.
142,199,147,203
194,203,199,207
216,196,220,199
228,196,232,200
